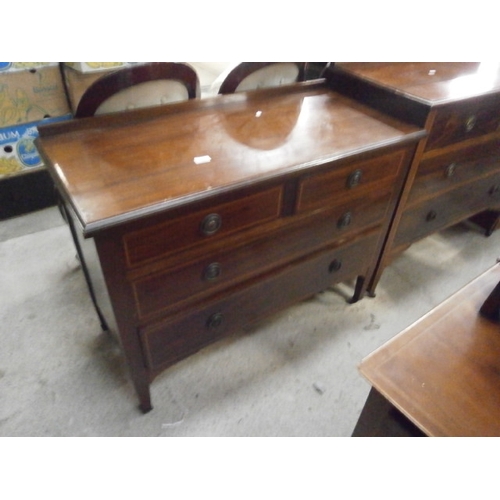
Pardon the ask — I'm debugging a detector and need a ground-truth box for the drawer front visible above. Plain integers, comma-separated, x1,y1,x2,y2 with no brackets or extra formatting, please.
123,186,283,267
426,102,500,151
408,139,500,205
394,173,500,248
131,189,391,319
296,149,407,214
140,232,380,370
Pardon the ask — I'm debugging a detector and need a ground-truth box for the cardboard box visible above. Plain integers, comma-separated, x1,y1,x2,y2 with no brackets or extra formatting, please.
62,65,114,114
0,65,71,128
64,62,136,73
0,62,59,73
0,114,72,178
62,64,147,113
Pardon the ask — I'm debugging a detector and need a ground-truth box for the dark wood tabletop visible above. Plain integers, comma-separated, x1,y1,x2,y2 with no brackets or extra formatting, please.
359,262,500,437
335,62,500,105
36,82,423,236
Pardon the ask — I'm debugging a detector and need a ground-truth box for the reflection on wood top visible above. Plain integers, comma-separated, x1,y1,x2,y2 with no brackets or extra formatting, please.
360,263,500,437
337,62,500,105
36,82,423,235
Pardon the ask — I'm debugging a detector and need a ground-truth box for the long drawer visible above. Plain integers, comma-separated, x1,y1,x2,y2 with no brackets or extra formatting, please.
139,231,380,371
407,138,500,206
393,172,500,248
425,98,500,151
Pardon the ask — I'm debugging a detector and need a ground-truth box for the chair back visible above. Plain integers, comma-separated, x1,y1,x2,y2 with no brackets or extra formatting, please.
217,62,306,94
75,62,200,117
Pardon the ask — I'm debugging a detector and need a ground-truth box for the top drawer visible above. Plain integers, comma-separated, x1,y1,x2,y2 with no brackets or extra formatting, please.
296,149,407,214
123,186,283,267
426,100,500,151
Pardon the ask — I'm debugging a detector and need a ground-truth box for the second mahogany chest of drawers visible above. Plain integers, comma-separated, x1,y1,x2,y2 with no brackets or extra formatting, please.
326,62,500,294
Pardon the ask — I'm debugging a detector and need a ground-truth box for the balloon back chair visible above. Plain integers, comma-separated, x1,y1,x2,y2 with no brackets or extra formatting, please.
75,62,200,117
216,62,306,95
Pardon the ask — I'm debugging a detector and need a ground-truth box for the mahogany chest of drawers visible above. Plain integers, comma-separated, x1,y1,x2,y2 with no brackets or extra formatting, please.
36,82,423,411
325,62,500,294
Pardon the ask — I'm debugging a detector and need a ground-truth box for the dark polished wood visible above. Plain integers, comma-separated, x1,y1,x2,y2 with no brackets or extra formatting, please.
218,62,306,94
38,83,422,236
325,63,500,295
36,81,424,412
75,62,200,118
358,263,500,437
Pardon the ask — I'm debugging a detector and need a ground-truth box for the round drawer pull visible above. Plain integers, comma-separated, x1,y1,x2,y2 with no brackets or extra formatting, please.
489,185,500,196
445,163,457,178
200,213,222,236
337,211,352,229
329,259,342,273
465,114,477,133
426,210,437,222
206,312,224,330
346,169,363,188
203,262,222,281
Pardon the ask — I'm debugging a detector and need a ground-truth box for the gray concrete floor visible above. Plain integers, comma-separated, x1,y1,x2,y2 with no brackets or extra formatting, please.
1,206,499,436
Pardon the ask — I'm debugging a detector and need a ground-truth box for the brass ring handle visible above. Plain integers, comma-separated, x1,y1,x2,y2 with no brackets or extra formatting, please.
346,169,363,188
206,312,224,330
203,262,222,281
445,163,457,178
489,185,500,196
465,115,477,133
337,212,352,229
426,210,437,222
329,259,342,273
200,213,222,236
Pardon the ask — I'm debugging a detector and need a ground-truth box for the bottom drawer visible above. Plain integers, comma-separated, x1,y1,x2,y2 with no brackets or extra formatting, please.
140,232,380,371
394,173,500,249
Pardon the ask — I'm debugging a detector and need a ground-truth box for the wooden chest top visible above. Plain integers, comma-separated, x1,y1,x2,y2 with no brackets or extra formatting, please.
335,62,500,106
36,82,423,235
